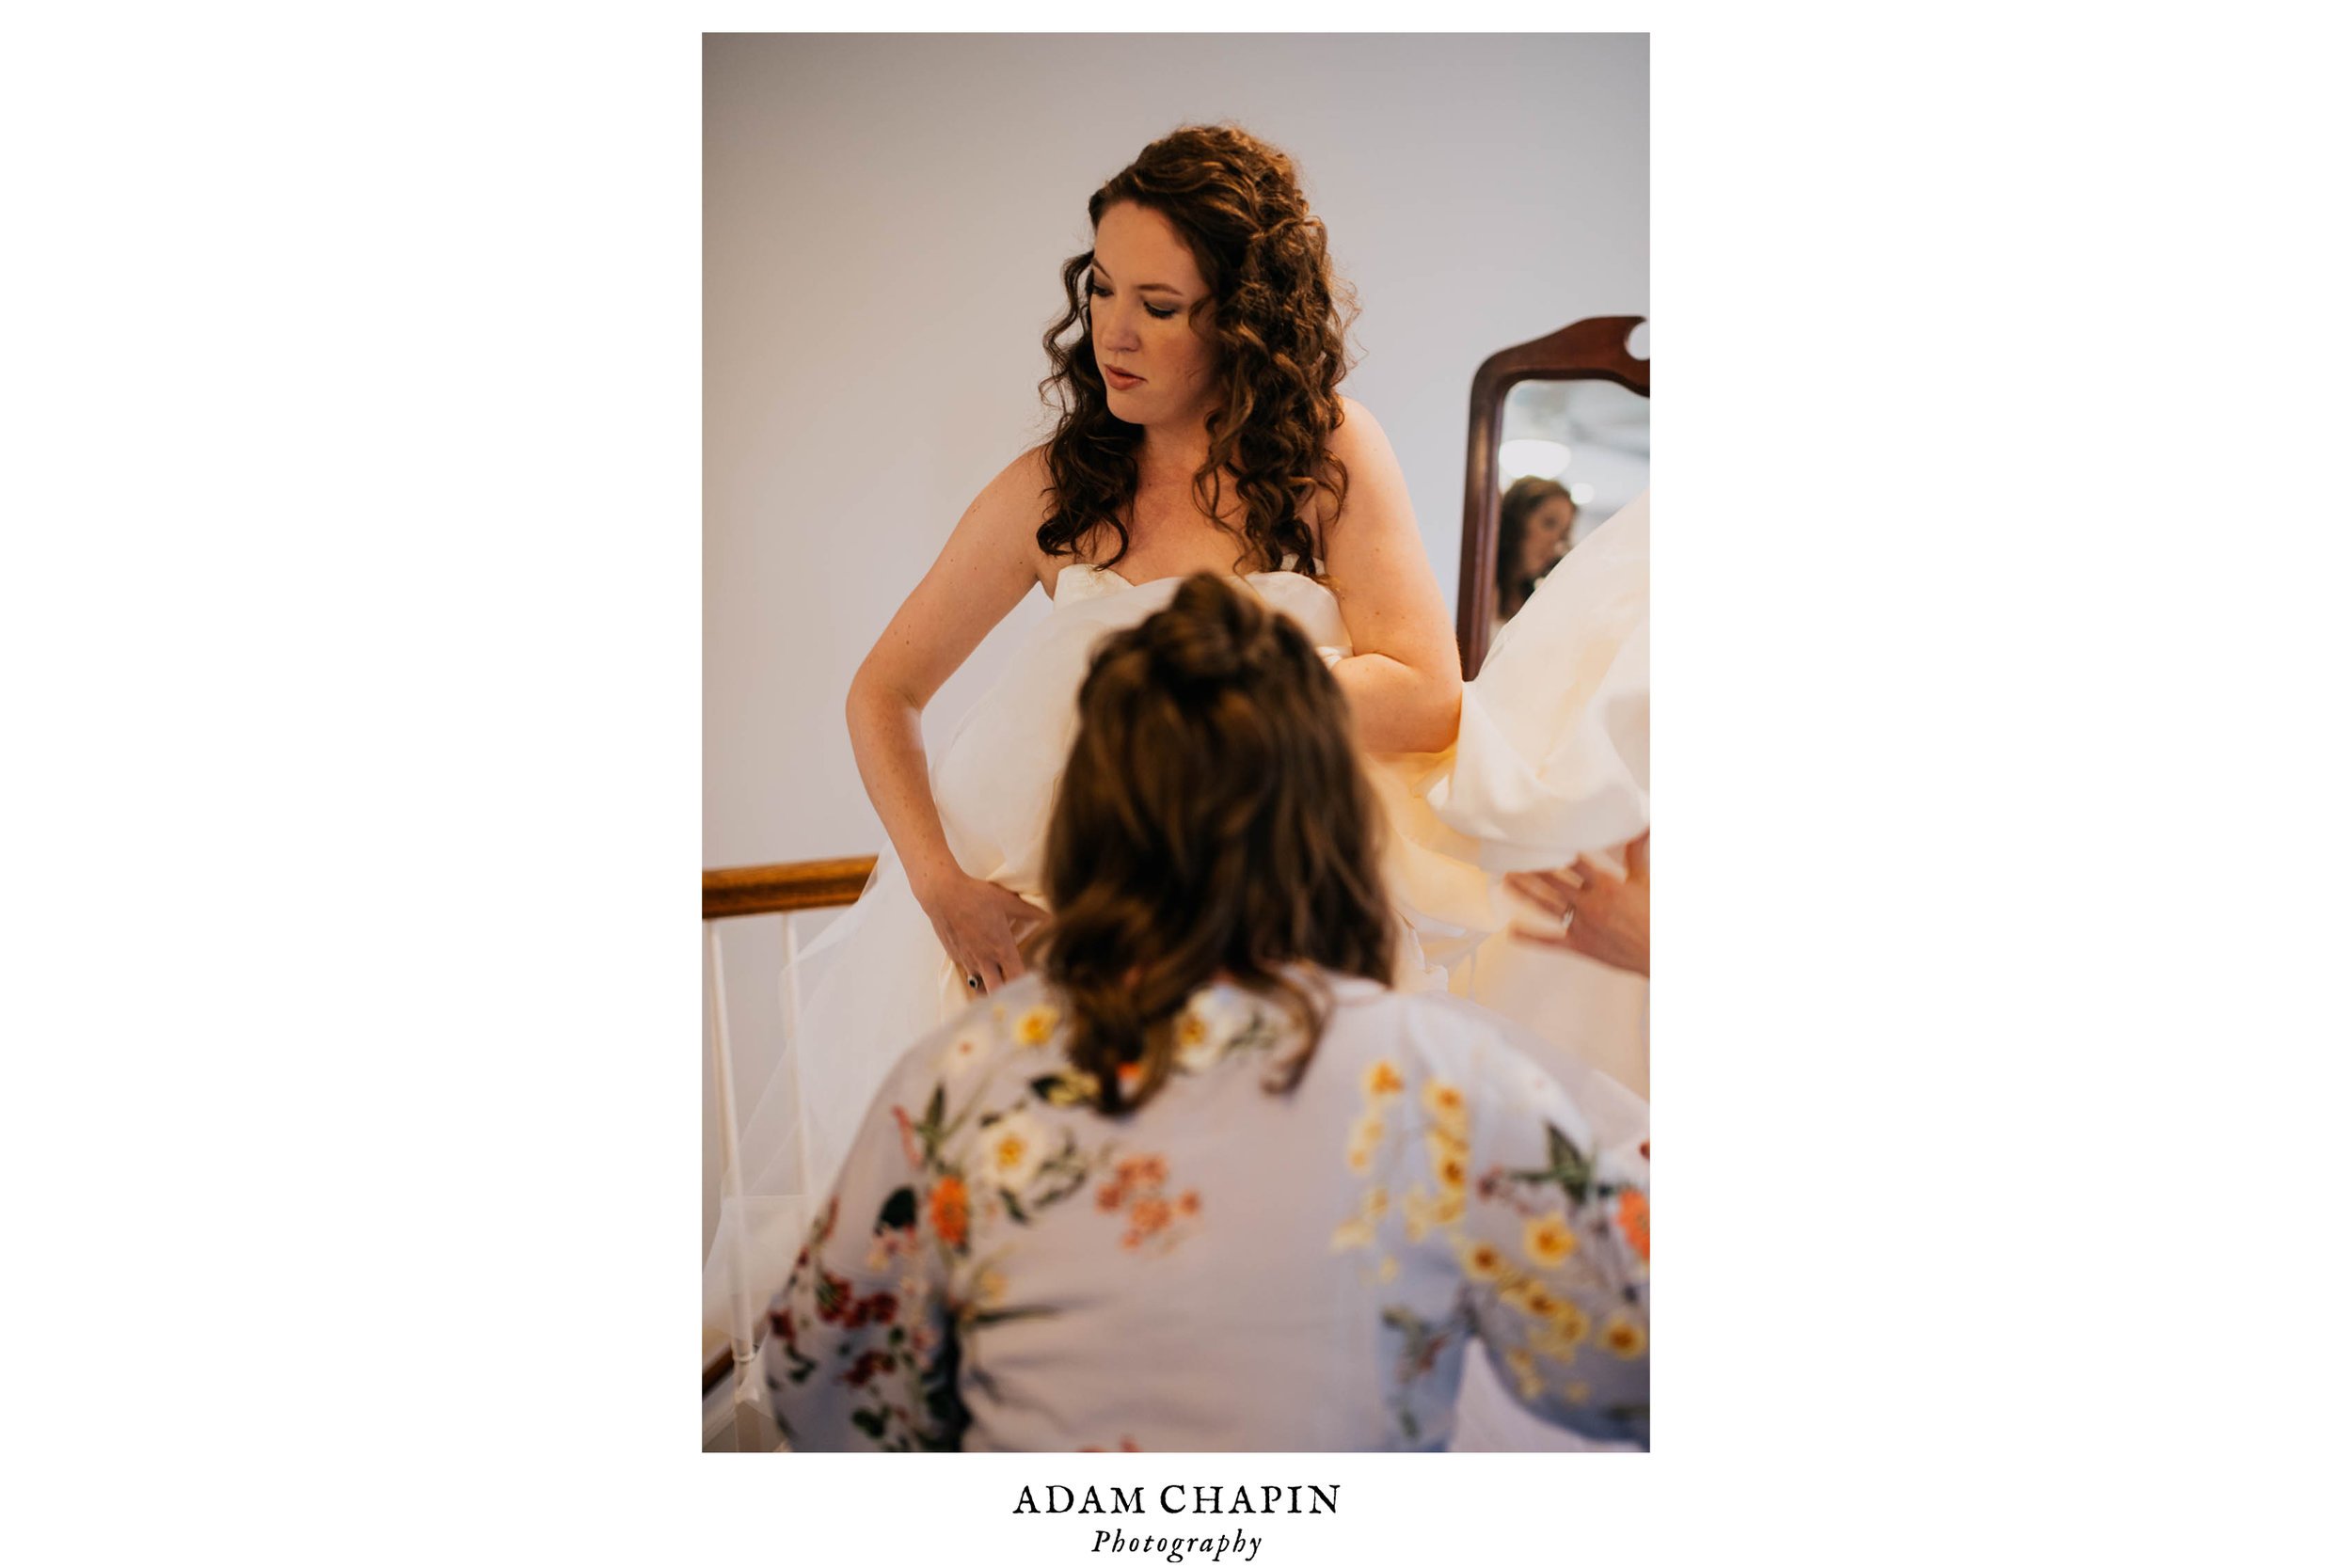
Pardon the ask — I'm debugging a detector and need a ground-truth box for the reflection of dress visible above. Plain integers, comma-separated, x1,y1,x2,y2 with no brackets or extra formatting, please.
710,494,1651,1379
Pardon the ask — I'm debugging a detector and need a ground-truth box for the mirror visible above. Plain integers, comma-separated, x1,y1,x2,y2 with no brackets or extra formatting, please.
1454,316,1648,677
1491,379,1651,625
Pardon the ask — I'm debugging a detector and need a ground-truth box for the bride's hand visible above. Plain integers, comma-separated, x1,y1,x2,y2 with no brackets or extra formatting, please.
915,870,1044,996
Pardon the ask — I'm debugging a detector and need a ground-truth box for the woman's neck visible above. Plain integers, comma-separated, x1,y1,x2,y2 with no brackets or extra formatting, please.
1136,412,1213,483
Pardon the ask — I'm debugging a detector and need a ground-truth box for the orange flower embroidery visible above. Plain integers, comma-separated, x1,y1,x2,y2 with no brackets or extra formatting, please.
1097,1152,1200,1253
928,1176,970,1249
1615,1188,1649,1262
1124,1196,1173,1248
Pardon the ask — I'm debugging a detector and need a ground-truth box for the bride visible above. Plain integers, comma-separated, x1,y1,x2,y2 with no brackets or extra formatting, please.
716,124,1650,1350
851,129,1460,1000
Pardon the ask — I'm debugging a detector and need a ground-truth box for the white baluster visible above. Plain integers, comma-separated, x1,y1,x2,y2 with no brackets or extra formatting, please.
704,927,756,1394
784,912,813,1200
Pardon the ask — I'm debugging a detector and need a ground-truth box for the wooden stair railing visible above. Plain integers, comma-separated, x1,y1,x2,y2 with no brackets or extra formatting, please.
703,854,878,1399
703,855,879,920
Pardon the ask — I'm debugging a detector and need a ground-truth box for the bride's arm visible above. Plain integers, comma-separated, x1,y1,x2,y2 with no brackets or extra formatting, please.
846,447,1053,990
1318,398,1465,754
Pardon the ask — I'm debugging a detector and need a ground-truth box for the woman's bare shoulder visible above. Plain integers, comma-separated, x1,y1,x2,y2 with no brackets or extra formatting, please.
982,441,1064,589
1331,395,1393,453
950,443,1050,536
1311,396,1395,531
979,441,1054,511
895,443,1062,610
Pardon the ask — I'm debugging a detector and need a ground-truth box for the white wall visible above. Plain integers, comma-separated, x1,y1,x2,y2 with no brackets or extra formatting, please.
703,32,1646,1257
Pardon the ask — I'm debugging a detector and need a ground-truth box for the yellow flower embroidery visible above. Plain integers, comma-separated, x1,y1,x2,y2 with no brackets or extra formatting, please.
1402,1188,1439,1243
1523,1212,1579,1270
1425,1131,1469,1192
975,1268,1008,1307
1345,1112,1385,1174
1599,1312,1646,1360
1363,1059,1406,1100
1013,1004,1060,1048
1420,1079,1468,1134
1331,1182,1391,1254
1545,1298,1592,1352
1504,1347,1543,1401
1457,1236,1511,1283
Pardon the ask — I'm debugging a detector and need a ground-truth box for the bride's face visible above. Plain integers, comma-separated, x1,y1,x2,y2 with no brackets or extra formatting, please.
1089,201,1218,427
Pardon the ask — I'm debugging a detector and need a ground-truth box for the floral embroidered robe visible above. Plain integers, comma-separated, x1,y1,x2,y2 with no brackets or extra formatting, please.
762,971,1649,1451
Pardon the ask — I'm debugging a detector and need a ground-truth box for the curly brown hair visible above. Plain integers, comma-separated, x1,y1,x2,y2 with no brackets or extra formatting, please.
1036,124,1359,578
1041,575,1395,1116
1497,475,1577,617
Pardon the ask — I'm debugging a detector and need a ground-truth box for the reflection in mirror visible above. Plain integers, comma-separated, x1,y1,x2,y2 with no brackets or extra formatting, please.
1454,315,1646,678
1491,379,1650,633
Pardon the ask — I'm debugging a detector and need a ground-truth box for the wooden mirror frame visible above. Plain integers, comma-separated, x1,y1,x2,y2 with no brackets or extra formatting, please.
1455,315,1649,678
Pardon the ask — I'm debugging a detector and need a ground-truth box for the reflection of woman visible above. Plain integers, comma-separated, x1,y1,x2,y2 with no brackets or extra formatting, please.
1494,476,1579,624
762,578,1649,1451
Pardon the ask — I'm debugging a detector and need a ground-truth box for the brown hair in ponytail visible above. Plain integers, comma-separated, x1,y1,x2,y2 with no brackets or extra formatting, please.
1041,574,1393,1114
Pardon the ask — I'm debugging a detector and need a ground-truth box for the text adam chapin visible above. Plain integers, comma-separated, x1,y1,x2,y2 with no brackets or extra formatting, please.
1012,1482,1341,1563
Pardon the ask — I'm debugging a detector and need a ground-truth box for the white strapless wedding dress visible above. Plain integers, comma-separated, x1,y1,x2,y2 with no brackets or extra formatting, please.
709,493,1651,1431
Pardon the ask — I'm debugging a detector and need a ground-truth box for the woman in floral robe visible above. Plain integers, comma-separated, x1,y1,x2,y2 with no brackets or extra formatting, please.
763,577,1648,1451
